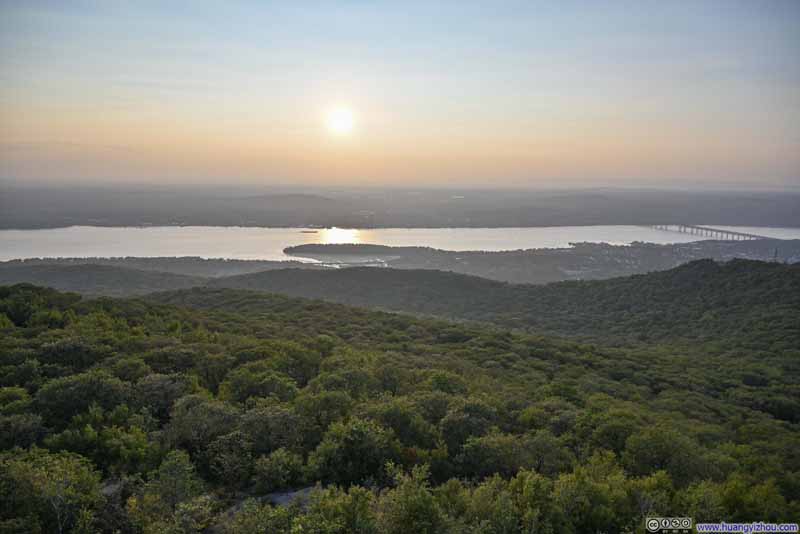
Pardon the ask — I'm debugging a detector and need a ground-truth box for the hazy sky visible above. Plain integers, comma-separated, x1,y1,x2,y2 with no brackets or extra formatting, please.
1,0,799,189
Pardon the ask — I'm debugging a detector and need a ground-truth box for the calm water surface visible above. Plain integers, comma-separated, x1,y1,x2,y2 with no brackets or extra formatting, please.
1,225,799,262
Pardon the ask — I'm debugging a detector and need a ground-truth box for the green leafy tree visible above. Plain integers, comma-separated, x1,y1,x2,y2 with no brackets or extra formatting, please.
270,340,323,387
254,448,304,494
675,480,726,523
239,402,304,456
219,364,298,403
205,430,253,488
37,339,110,372
294,485,378,534
0,312,14,330
0,413,46,449
627,470,675,528
551,452,631,534
466,474,521,533
720,474,787,522
193,353,235,393
0,448,102,534
223,499,295,534
45,420,157,476
377,464,445,534
424,371,468,395
293,390,353,446
0,386,32,415
108,357,152,382
134,373,198,422
507,468,556,534
362,397,439,449
623,426,703,487
439,399,496,454
309,418,400,486
459,429,575,480
411,391,454,425
35,371,130,429
166,395,240,454
127,450,206,532
172,495,215,534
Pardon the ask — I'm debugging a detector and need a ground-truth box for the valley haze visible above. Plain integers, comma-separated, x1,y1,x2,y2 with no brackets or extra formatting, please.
2,186,799,229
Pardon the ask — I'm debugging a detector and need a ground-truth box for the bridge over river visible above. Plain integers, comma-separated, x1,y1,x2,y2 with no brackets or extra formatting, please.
652,224,768,241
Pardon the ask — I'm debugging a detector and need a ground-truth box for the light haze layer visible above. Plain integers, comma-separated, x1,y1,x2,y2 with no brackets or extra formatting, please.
1,1,798,188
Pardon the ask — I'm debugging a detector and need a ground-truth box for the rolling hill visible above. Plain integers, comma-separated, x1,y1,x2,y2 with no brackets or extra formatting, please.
284,239,800,284
0,256,322,278
2,257,797,350
208,259,800,349
0,264,205,297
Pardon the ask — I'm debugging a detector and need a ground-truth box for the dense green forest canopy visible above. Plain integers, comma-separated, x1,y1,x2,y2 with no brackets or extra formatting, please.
5,257,796,351
1,275,798,532
208,259,800,349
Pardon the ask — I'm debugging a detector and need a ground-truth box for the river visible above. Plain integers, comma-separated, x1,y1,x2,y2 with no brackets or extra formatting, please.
1,225,799,262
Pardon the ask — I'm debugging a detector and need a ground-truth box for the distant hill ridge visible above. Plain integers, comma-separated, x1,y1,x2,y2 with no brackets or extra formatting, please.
0,256,321,278
0,263,203,297
285,239,800,284
207,259,800,348
2,258,797,348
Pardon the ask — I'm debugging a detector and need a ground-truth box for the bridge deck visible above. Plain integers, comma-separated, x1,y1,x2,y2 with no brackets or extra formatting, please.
652,224,767,240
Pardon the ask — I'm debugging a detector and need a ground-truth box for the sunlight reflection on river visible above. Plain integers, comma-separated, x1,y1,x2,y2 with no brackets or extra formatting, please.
2,225,799,262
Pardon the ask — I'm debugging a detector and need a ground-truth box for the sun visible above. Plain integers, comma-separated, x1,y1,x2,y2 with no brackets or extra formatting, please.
326,107,355,135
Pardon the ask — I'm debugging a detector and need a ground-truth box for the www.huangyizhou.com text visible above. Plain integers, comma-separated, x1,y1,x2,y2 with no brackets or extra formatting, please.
695,522,799,533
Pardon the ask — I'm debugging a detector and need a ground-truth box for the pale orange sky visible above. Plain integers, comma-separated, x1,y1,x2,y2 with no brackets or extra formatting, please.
1,1,799,188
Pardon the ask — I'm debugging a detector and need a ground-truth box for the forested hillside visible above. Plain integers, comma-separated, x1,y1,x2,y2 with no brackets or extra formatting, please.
0,264,205,297
209,259,800,349
1,257,321,278
3,258,796,350
4,237,797,291
1,282,798,532
284,239,800,283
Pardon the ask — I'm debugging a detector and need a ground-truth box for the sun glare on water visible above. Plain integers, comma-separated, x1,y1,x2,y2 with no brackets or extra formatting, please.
326,107,355,135
320,227,360,244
